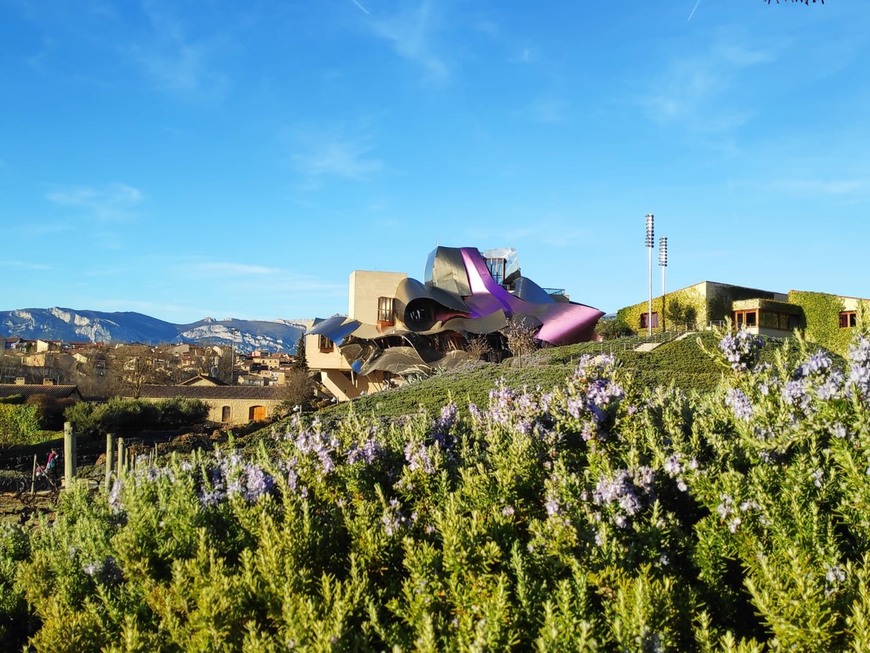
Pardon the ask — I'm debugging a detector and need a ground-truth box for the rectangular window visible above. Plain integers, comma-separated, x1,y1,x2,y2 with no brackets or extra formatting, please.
485,257,506,286
318,335,334,352
377,296,395,325
840,311,857,328
640,312,659,329
733,309,758,328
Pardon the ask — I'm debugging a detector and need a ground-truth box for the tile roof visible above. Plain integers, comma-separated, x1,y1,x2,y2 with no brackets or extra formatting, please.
137,385,288,400
0,384,82,400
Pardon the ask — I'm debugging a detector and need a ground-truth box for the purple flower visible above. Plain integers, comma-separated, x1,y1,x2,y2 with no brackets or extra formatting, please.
404,441,435,474
848,336,870,397
347,438,382,465
718,329,763,372
725,388,753,422
782,380,810,411
244,464,275,502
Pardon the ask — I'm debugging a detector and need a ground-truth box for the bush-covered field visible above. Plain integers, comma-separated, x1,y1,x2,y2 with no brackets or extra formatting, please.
3,330,870,651
318,333,741,428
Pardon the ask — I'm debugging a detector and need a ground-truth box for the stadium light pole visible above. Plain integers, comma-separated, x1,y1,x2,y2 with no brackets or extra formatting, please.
659,236,668,332
645,214,654,337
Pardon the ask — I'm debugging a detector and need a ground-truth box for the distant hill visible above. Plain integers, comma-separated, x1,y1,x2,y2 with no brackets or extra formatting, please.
0,307,311,354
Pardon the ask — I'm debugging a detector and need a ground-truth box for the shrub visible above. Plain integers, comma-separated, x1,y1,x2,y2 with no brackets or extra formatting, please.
8,330,870,649
0,404,40,446
65,397,209,436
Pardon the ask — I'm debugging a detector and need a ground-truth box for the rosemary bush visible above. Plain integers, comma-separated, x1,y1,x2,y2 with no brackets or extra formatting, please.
3,328,870,650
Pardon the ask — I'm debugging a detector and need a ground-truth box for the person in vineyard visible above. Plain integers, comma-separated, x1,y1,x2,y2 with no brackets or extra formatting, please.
45,448,58,487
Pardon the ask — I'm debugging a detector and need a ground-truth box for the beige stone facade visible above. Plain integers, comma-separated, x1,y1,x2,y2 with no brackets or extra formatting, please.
306,269,407,401
137,385,288,426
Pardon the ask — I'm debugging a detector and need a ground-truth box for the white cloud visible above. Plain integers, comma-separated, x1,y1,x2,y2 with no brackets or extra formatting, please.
192,262,280,276
0,260,52,271
126,1,228,96
770,178,870,197
367,0,449,84
522,97,567,124
291,128,383,181
46,183,143,221
186,259,346,295
642,38,774,132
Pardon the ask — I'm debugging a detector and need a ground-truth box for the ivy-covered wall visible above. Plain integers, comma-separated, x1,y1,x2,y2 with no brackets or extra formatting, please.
787,290,869,356
616,282,786,334
617,282,709,333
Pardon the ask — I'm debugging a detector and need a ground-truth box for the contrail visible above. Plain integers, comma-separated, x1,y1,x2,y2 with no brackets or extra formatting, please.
687,0,702,21
350,0,370,15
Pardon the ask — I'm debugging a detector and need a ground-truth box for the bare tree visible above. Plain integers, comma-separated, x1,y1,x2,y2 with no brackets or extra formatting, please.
464,335,493,361
504,317,539,367
278,368,315,413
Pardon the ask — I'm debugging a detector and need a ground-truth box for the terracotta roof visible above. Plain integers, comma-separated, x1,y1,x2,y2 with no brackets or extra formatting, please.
0,384,82,400
138,385,287,400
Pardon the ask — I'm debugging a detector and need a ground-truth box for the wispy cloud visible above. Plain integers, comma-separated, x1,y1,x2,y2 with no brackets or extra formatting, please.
770,178,870,197
470,217,590,249
643,38,774,132
186,259,346,295
291,126,383,182
192,262,280,276
366,0,449,84
126,1,227,96
0,260,52,271
46,183,143,221
521,97,568,124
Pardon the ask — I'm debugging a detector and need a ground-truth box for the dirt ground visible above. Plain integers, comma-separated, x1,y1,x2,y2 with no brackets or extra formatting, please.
0,490,59,525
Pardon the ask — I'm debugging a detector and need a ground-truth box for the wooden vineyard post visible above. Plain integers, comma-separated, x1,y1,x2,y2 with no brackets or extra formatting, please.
105,432,115,491
63,421,76,490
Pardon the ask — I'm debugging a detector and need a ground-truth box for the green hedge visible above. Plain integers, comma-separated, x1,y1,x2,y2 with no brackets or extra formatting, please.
0,405,40,446
65,397,210,436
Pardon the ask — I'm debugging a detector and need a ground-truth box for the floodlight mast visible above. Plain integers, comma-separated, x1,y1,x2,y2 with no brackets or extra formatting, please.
659,236,668,332
645,214,654,337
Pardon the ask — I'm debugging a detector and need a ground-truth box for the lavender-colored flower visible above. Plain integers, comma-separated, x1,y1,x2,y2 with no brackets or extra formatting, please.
825,565,846,584
404,441,435,474
811,469,824,488
718,329,764,372
544,495,561,517
725,388,753,422
346,438,382,465
432,402,458,437
108,479,124,514
382,498,409,536
592,467,655,527
848,336,870,398
244,464,275,502
798,351,832,377
782,379,811,411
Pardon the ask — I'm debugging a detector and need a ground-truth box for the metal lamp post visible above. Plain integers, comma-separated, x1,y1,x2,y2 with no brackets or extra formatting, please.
659,236,668,332
645,214,655,337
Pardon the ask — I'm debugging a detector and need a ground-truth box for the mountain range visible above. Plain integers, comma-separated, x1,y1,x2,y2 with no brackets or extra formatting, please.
0,307,311,354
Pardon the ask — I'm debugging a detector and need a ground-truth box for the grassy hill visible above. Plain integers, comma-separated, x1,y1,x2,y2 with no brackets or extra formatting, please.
300,332,787,429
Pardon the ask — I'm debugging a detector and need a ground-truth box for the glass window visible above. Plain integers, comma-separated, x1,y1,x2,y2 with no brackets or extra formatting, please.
840,311,857,328
377,297,395,324
485,257,506,285
640,312,659,329
318,335,334,351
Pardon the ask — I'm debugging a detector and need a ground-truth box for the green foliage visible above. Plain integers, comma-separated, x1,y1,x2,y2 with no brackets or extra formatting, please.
0,404,41,446
595,316,634,340
788,290,870,356
5,331,870,649
618,285,707,334
65,397,209,436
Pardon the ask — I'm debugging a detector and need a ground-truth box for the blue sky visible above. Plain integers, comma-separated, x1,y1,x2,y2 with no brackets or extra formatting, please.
2,0,868,324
